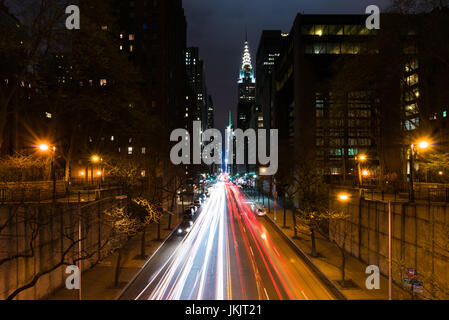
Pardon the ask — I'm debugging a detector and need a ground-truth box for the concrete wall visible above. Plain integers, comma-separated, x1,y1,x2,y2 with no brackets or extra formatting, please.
329,190,449,299
0,198,120,300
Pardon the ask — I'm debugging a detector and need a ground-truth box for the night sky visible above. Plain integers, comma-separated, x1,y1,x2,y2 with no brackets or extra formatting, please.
183,0,389,131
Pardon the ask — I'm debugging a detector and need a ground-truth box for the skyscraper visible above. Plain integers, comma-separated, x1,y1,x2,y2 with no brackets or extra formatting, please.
185,47,207,131
237,39,256,131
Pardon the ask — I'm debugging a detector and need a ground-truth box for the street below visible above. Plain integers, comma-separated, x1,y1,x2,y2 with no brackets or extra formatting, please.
119,180,339,300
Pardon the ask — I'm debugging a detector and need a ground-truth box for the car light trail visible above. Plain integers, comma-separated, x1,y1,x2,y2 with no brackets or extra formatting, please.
131,179,337,301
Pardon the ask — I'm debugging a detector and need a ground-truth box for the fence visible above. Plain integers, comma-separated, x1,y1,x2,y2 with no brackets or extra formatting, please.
0,182,123,204
360,187,449,203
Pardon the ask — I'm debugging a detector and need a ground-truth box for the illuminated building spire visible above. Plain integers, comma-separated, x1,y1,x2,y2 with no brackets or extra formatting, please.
238,37,255,84
241,41,253,71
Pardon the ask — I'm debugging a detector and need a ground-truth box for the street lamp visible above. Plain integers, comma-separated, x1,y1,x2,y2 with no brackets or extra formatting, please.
338,193,350,202
356,154,367,187
37,142,56,202
409,139,431,202
90,155,102,188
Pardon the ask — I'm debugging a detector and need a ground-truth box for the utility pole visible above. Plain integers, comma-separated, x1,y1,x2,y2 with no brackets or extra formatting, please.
409,145,415,202
388,200,392,300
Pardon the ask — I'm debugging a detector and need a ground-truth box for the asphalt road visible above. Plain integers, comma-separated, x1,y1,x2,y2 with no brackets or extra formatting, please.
118,180,338,300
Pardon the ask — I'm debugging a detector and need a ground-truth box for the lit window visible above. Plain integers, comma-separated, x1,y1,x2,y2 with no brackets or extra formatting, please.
128,147,133,155
100,79,107,86
443,110,447,118
111,136,114,141
120,33,124,39
101,25,108,31
129,34,135,41
120,45,123,51
45,112,52,119
130,45,134,52
142,147,146,154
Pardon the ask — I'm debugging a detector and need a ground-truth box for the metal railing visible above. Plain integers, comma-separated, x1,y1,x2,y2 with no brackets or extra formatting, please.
360,187,449,203
0,185,123,204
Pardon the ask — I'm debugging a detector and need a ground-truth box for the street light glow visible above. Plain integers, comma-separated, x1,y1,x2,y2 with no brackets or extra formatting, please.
338,193,350,201
38,143,50,152
80,171,85,176
362,170,369,176
96,171,102,176
417,140,430,150
358,154,367,161
91,155,100,163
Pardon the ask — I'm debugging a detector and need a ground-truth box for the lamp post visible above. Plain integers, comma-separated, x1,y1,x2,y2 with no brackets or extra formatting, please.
409,140,431,202
91,155,101,189
388,200,392,300
39,143,56,202
356,154,367,187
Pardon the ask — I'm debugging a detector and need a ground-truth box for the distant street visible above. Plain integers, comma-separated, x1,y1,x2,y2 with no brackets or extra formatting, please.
119,181,338,300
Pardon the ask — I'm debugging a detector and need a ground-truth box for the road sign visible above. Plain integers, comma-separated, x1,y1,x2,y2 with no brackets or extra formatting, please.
404,278,412,287
407,268,417,279
413,281,423,294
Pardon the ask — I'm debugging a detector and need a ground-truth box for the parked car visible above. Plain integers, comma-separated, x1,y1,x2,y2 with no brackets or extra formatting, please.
184,208,194,218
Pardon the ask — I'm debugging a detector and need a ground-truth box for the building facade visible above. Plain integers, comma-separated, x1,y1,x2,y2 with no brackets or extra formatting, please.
270,12,449,186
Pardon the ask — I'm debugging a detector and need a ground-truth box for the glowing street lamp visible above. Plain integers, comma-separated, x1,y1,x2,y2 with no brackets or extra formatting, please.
37,141,57,202
439,171,444,176
91,155,100,163
409,139,433,202
338,193,350,202
356,154,368,187
362,170,369,177
39,143,50,152
417,140,430,150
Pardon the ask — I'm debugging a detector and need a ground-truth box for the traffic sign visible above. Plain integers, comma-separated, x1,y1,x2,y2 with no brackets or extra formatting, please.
407,268,417,279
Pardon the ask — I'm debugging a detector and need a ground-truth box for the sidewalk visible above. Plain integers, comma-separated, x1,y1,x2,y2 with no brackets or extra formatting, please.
46,203,183,300
246,190,412,300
